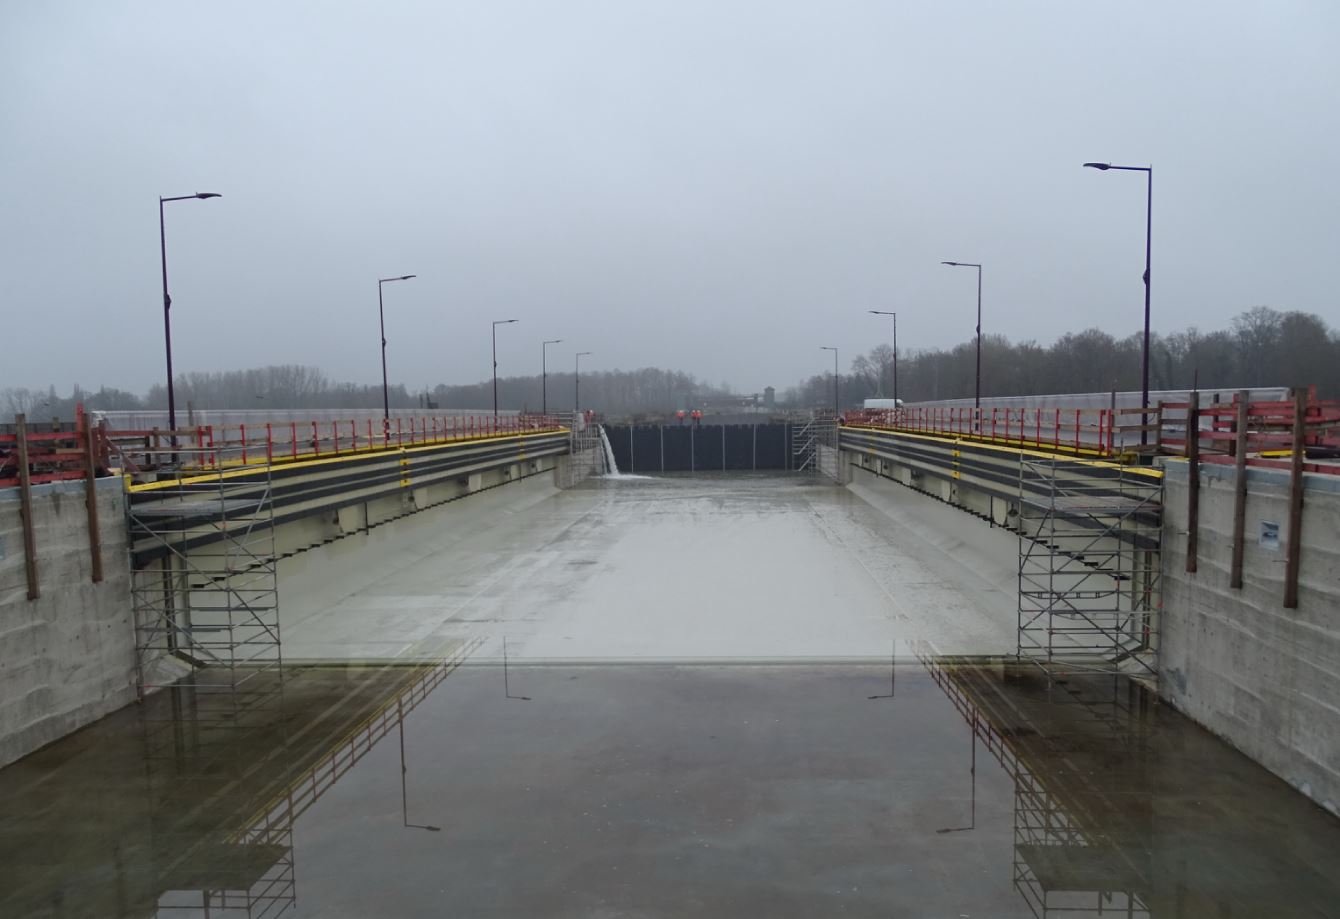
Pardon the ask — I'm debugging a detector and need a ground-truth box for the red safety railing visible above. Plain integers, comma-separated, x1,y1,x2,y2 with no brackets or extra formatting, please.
101,413,567,473
840,405,1150,458
0,405,110,488
1159,387,1340,475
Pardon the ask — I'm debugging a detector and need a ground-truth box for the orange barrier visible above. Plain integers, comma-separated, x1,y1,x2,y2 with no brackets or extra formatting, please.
102,413,566,473
841,406,1130,457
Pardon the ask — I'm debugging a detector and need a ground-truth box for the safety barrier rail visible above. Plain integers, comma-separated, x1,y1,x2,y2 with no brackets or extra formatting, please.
0,406,108,489
841,405,1157,458
1158,386,1340,475
103,412,567,473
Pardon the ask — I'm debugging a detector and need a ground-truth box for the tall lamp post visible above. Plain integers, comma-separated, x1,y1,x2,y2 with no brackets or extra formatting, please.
492,319,519,417
378,275,417,424
868,310,898,403
820,346,839,415
575,351,592,413
940,261,982,410
159,192,221,446
542,339,563,416
1084,161,1153,446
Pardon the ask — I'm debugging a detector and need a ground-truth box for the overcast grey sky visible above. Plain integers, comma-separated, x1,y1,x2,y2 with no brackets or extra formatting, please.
3,2,1337,395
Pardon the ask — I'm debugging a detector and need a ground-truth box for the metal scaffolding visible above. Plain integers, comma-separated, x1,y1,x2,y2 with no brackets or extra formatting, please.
1017,456,1161,678
792,410,838,478
129,445,281,694
564,413,602,485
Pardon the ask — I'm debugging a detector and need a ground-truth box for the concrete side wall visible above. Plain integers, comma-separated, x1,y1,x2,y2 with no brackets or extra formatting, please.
1161,461,1340,815
266,454,560,560
0,477,134,768
840,442,1012,526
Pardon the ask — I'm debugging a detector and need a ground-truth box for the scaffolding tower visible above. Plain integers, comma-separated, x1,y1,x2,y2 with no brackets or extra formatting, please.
129,445,281,694
792,410,838,478
565,413,602,485
1017,456,1161,678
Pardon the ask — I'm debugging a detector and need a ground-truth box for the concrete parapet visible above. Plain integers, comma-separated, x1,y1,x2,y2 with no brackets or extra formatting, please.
1161,461,1340,814
0,477,134,767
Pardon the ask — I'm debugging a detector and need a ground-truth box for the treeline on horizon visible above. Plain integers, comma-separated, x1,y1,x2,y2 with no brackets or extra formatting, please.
786,306,1338,407
0,364,739,421
3,307,1336,421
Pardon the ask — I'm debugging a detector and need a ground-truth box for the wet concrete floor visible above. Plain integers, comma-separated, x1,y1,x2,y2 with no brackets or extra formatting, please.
278,473,1021,662
3,657,1340,918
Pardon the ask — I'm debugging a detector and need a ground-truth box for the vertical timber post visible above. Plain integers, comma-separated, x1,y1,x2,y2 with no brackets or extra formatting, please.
1185,394,1199,573
1283,388,1307,609
721,424,726,471
15,415,39,599
1230,392,1249,589
629,425,635,473
82,412,104,583
660,425,664,472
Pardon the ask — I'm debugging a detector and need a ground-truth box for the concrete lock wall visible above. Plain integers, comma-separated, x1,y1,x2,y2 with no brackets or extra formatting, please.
1161,461,1340,815
0,477,134,768
267,454,560,560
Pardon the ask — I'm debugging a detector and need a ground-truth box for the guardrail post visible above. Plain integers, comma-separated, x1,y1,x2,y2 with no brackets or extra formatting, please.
266,423,273,464
1186,395,1200,573
14,415,39,600
1283,388,1307,608
1230,391,1249,589
241,423,248,464
81,414,103,583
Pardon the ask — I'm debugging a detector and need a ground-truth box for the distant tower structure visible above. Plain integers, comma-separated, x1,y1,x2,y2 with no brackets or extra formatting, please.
763,386,776,408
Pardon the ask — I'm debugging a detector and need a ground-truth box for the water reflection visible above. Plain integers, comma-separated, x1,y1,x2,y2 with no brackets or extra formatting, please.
0,639,475,919
4,654,1340,917
914,649,1340,918
918,651,1151,917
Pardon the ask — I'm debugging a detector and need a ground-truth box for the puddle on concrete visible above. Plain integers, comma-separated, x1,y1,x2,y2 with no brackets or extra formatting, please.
2,658,1339,918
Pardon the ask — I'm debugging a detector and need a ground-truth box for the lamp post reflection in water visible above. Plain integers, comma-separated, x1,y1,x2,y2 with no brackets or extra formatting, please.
936,717,976,834
868,639,896,701
399,701,442,832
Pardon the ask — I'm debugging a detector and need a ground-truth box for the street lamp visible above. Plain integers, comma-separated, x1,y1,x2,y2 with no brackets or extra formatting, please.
868,310,898,403
820,346,839,415
159,192,221,449
492,319,519,417
940,261,982,410
542,339,563,416
378,275,417,423
575,351,592,413
1084,161,1153,446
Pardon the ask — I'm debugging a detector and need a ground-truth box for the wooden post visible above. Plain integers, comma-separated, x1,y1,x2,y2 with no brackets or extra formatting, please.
15,414,39,600
1283,388,1307,608
82,414,103,583
1185,395,1199,573
1229,392,1249,589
